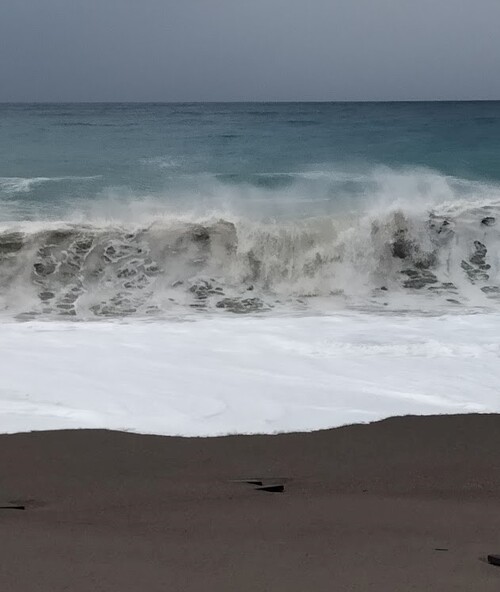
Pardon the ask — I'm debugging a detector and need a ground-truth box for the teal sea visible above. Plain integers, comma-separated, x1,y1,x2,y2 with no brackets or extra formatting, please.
0,102,500,319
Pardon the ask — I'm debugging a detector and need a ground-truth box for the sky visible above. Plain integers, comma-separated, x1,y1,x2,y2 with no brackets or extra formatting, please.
1,0,499,102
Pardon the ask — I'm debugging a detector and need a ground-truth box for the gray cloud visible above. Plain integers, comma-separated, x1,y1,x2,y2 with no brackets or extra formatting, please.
1,0,499,101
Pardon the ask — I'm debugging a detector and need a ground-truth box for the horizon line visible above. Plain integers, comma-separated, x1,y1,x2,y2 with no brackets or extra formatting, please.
1,99,500,105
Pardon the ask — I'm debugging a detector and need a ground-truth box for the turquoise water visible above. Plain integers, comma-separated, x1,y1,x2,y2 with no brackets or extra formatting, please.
1,102,500,319
1,102,500,220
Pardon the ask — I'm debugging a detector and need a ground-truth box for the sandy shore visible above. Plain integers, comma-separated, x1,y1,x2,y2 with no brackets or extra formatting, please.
1,414,500,590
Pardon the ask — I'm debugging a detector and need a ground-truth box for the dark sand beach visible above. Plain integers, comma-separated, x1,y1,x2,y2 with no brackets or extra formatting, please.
1,414,500,591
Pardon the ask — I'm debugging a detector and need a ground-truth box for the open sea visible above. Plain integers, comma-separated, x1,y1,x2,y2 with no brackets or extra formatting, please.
1,102,500,436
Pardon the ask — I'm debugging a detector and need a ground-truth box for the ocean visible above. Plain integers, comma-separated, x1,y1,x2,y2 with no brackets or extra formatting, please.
1,102,500,435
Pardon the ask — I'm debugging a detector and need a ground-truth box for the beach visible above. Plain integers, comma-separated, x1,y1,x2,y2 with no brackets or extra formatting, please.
2,102,500,590
1,414,500,591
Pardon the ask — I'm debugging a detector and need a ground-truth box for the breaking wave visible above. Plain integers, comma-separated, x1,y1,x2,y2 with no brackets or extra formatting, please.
0,193,499,320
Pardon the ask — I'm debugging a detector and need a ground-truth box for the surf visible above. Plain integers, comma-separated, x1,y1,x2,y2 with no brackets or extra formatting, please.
0,191,499,320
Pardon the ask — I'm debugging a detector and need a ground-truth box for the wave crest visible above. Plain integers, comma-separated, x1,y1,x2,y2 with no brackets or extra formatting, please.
0,196,499,319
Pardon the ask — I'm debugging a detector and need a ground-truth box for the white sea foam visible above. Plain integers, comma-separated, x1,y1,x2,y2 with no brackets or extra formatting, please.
0,176,101,195
139,156,181,169
0,313,498,435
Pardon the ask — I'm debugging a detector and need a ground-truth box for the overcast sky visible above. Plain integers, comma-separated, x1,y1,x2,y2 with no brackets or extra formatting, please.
1,0,499,102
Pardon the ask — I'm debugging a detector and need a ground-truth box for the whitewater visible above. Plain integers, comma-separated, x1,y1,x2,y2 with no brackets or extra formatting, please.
1,102,499,436
2,180,500,436
1,313,499,435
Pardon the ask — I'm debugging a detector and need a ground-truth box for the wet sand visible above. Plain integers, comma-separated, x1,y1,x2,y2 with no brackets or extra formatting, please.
1,414,500,591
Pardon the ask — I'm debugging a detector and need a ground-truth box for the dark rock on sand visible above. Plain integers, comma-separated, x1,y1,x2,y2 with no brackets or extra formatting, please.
0,505,25,511
487,555,500,567
231,479,264,486
255,484,285,493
